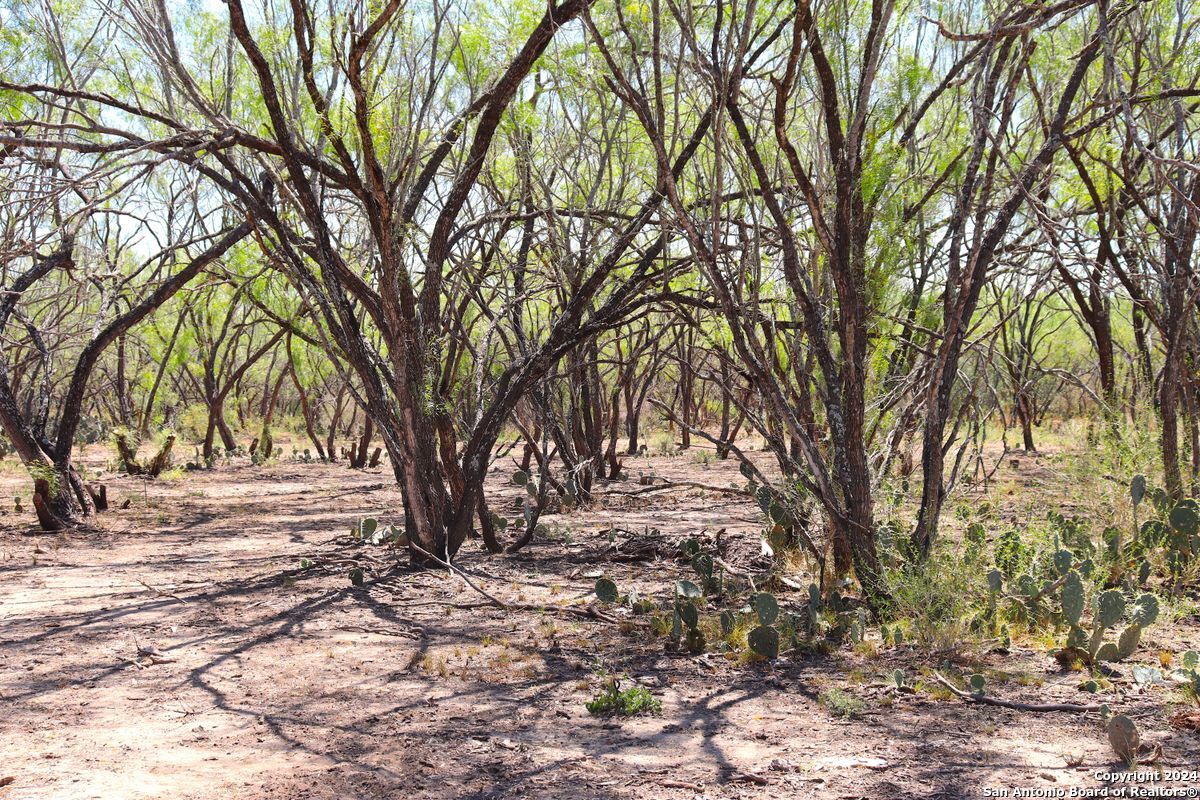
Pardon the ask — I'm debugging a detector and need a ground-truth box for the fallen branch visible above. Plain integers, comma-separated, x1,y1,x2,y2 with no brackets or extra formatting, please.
335,624,421,640
933,671,1102,713
605,479,751,498
408,542,509,610
136,579,188,604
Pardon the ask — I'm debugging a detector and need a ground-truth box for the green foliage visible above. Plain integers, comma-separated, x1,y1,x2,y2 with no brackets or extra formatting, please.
994,530,1027,578
1059,588,1159,664
884,551,978,650
819,688,867,719
1171,650,1200,703
594,577,619,604
1122,478,1200,585
27,462,62,497
586,677,661,717
747,625,779,659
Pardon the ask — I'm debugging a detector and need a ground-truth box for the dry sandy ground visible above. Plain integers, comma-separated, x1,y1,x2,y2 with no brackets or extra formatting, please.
1,445,1198,799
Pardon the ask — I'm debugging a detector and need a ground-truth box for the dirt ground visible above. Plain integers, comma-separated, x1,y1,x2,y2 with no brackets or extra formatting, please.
2,441,1199,799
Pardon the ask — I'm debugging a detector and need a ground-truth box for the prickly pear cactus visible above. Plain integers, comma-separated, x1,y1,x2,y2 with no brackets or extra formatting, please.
1061,570,1084,627
1096,590,1126,628
1098,593,1158,662
748,625,779,659
753,592,779,626
595,577,619,604
1131,475,1146,507
1057,579,1160,664
1169,501,1199,535
1129,594,1159,627
1107,714,1141,767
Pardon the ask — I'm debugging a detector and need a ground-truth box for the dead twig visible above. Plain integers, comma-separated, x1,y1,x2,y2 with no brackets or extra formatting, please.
136,579,188,604
933,671,1102,712
334,624,422,640
407,542,509,610
605,479,751,498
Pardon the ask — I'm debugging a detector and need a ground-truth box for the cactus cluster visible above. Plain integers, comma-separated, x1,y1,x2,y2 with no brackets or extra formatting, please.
742,470,811,557
1128,475,1199,584
678,537,724,595
747,592,779,659
290,447,323,463
671,580,707,653
972,511,1160,663
353,517,404,547
794,582,869,646
1059,576,1159,663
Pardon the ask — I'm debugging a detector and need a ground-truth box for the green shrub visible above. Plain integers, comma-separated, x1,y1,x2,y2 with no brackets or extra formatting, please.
586,677,662,717
819,687,867,718
884,551,979,651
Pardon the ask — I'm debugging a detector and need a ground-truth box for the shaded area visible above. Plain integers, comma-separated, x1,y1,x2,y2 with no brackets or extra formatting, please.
0,452,1197,800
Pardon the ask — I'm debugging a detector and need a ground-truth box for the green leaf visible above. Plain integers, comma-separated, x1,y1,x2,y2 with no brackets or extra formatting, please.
1061,571,1084,627
595,577,618,604
1129,594,1159,627
1169,502,1199,535
679,602,698,630
675,580,702,599
748,625,779,659
1096,590,1125,629
753,592,779,626
1130,475,1146,507
1053,549,1074,576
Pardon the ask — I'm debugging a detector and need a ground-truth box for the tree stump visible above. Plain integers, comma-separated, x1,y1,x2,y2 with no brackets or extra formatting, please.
32,478,65,532
114,433,143,475
146,435,176,477
87,484,108,512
